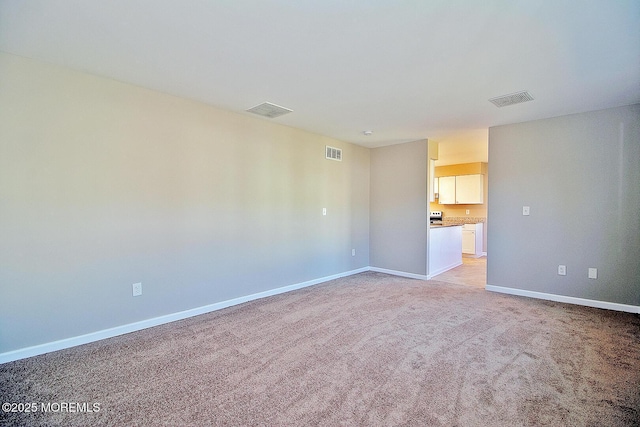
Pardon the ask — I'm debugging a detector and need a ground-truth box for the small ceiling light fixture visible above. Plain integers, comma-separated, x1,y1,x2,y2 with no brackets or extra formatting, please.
489,90,534,108
363,130,373,136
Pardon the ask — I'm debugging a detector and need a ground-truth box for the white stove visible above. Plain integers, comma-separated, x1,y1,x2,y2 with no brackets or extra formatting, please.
430,211,443,225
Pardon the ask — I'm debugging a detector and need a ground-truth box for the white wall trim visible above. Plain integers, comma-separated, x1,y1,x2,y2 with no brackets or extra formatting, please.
369,267,428,280
0,267,370,365
426,261,463,279
15,269,635,365
485,285,640,314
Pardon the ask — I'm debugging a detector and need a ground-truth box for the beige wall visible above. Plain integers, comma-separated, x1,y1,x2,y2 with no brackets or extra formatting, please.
370,140,428,275
0,52,370,353
488,104,640,306
434,162,487,177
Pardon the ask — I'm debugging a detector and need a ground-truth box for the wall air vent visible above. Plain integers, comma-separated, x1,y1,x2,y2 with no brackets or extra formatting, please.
326,146,342,161
246,102,293,118
489,91,534,108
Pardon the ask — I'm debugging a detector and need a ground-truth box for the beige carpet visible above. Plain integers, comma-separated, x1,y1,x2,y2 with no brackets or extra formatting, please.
1,272,639,426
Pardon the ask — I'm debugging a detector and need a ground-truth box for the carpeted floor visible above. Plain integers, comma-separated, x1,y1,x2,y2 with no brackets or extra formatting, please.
1,272,639,426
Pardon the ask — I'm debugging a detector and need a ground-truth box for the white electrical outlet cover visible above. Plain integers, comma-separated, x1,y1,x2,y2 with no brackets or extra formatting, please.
588,268,598,279
132,282,142,296
558,265,566,276
522,206,530,216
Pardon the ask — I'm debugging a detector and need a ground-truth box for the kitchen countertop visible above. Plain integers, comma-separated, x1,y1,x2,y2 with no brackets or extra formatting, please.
430,224,462,228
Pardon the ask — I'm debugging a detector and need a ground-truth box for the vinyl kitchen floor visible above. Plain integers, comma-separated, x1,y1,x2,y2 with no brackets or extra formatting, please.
432,256,487,288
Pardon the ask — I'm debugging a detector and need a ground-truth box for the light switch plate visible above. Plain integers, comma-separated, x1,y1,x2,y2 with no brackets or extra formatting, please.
522,206,530,216
588,268,598,279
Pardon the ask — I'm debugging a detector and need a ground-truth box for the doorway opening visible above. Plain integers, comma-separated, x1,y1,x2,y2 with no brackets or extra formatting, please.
428,131,488,287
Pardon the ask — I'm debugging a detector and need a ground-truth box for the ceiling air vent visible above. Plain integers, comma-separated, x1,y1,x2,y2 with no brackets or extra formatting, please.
489,91,534,108
326,146,342,161
246,102,293,118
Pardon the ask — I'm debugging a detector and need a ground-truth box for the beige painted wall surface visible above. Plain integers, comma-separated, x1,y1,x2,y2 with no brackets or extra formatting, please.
370,140,428,275
488,104,640,306
433,162,487,177
0,53,370,353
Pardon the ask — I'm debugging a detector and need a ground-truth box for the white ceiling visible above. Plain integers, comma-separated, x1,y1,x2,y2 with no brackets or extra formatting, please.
1,1,639,157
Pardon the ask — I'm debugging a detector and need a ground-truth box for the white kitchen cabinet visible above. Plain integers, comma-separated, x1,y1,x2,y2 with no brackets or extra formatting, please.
438,176,456,204
462,223,483,257
438,174,483,205
455,174,483,204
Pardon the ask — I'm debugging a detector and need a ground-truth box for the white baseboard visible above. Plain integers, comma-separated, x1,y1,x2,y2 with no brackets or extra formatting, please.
426,261,463,279
0,267,370,365
369,267,428,280
17,269,634,365
485,285,640,314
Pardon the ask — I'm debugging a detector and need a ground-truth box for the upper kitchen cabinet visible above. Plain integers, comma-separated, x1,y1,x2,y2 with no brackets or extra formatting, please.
438,174,484,204
455,174,483,204
434,162,487,205
438,176,456,204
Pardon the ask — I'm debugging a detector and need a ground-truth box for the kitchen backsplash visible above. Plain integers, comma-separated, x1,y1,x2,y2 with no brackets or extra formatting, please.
443,216,486,225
